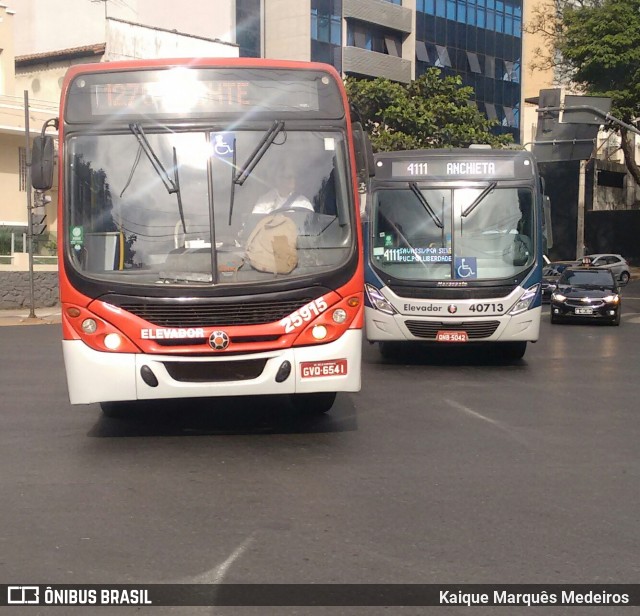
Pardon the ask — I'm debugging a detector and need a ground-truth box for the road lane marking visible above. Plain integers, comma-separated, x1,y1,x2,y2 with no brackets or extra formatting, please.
188,534,255,584
444,398,530,448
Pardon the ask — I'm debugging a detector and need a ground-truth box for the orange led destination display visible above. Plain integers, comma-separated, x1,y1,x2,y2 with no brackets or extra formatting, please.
65,68,344,122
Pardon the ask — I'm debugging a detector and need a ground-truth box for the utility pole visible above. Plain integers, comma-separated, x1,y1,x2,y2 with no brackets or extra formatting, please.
24,90,36,319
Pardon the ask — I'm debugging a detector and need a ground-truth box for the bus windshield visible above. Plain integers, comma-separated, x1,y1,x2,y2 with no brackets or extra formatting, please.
67,128,352,285
371,185,534,281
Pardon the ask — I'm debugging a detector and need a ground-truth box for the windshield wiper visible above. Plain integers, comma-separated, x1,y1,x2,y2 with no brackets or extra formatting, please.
129,123,187,234
234,120,285,186
228,120,284,226
462,182,497,217
409,182,443,229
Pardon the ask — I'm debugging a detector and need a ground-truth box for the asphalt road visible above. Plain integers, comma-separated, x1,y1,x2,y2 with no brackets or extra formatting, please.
1,283,640,615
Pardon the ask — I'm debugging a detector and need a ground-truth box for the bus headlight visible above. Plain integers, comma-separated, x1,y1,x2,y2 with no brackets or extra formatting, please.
509,284,540,316
104,333,122,350
332,308,348,324
365,284,397,315
312,325,328,340
81,318,98,334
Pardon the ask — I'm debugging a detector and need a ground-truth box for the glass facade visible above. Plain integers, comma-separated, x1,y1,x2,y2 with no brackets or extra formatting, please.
415,0,522,141
236,0,261,57
311,0,343,72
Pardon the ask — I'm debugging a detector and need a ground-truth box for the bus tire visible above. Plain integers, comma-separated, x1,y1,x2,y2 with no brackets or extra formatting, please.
100,401,130,419
379,342,399,359
502,341,527,360
290,392,336,414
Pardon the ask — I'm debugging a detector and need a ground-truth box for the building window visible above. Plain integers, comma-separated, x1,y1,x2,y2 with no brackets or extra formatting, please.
466,51,482,73
19,147,27,192
503,106,516,128
236,0,261,57
311,0,342,71
435,45,452,68
416,40,430,63
484,54,496,78
347,21,403,58
485,102,498,120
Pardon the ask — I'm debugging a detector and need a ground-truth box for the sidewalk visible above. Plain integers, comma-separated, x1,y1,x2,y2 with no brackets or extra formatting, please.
0,306,62,326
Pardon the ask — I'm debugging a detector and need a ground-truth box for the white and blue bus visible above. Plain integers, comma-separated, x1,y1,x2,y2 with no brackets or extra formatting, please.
364,147,546,360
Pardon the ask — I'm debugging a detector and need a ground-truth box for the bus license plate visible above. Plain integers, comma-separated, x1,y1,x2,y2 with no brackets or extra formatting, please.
575,307,593,315
436,330,469,342
301,359,348,378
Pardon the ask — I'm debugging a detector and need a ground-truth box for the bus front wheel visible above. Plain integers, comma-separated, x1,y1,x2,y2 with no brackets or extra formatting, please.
289,392,337,414
501,341,527,361
100,401,130,419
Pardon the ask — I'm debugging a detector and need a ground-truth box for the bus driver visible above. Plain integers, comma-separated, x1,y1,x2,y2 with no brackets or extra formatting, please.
252,168,314,215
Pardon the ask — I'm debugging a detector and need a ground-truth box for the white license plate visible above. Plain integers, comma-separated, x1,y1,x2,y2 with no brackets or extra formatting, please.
436,330,469,342
300,359,348,378
575,307,593,315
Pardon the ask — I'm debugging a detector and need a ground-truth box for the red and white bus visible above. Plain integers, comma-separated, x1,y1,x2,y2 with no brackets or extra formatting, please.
31,58,367,414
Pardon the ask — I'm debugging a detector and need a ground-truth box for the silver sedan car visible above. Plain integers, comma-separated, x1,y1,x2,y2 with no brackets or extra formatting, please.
584,254,631,284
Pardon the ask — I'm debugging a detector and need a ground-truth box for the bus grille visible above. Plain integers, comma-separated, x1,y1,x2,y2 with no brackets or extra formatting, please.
163,359,267,382
119,298,313,328
404,320,500,340
390,285,515,300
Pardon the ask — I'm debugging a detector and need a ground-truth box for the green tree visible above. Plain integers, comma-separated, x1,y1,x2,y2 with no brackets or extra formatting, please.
526,0,640,184
345,68,513,152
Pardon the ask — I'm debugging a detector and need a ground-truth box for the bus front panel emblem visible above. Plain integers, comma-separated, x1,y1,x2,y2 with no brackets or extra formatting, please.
448,305,458,314
209,331,230,350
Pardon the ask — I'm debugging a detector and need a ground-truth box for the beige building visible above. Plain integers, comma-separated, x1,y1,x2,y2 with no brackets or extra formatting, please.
520,0,555,145
0,4,58,267
1,3,238,265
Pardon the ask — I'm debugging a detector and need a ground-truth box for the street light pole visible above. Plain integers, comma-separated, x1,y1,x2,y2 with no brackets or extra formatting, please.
24,90,36,319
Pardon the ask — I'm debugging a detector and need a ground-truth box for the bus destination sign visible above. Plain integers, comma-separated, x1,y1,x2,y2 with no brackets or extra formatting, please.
65,68,343,121
390,159,517,179
87,78,320,116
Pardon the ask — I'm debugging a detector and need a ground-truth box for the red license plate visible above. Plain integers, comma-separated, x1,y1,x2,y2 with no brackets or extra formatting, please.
436,330,469,342
300,359,348,378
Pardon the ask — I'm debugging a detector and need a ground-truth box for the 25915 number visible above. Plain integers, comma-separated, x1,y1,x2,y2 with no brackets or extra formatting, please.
281,297,329,333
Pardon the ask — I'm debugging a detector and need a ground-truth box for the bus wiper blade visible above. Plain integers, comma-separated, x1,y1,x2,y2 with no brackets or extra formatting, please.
228,135,238,225
233,120,284,186
172,147,187,235
462,181,497,217
129,123,186,233
409,182,443,229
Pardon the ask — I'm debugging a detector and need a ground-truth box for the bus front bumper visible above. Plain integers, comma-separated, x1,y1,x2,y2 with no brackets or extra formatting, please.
365,306,541,343
62,330,362,405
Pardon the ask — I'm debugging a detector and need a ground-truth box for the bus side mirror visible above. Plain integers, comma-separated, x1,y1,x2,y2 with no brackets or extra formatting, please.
31,135,55,190
352,122,375,193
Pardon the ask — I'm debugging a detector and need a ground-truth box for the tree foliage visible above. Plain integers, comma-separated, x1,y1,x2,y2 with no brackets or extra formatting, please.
526,0,640,184
524,0,603,83
345,68,513,152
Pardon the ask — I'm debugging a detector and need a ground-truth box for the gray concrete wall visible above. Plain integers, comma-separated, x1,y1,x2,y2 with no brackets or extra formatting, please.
0,272,59,309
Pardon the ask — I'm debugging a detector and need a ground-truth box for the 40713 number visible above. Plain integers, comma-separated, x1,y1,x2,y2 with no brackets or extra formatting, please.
469,303,504,313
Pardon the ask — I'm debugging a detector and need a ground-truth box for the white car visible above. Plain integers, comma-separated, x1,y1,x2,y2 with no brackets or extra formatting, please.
585,254,631,284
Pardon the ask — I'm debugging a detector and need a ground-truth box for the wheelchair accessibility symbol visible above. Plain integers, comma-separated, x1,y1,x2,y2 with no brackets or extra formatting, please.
455,257,477,279
212,132,234,158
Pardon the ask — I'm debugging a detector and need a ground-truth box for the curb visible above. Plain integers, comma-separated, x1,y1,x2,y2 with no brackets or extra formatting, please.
0,310,61,327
